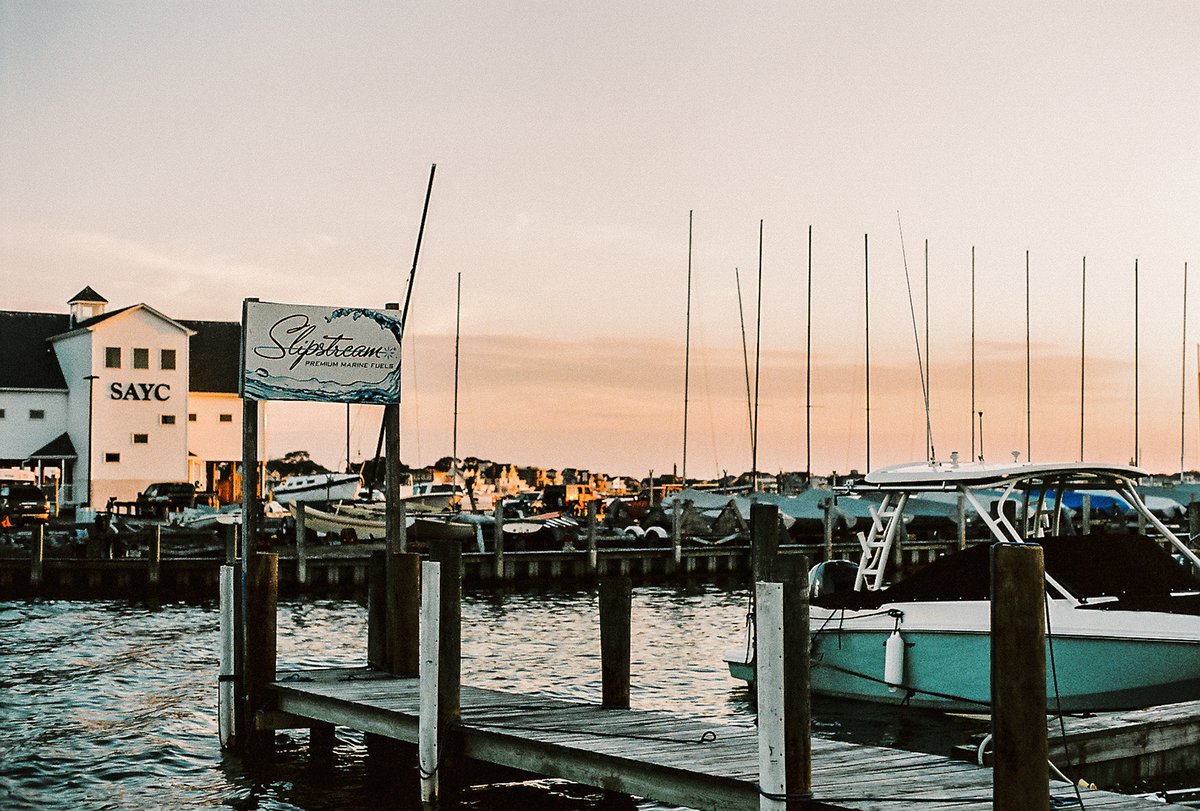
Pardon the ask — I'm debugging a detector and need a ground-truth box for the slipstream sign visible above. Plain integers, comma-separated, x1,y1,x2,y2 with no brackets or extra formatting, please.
241,300,404,404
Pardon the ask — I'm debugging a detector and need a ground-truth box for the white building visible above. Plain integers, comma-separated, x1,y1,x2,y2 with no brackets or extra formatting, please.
0,287,244,507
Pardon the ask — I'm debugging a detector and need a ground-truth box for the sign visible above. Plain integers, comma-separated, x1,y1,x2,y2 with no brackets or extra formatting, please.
241,301,403,404
110,382,171,401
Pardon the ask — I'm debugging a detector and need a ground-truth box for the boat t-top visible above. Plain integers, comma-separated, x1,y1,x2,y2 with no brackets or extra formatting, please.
726,458,1200,712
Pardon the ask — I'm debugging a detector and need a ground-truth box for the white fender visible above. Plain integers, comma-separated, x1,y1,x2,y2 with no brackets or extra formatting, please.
884,629,905,692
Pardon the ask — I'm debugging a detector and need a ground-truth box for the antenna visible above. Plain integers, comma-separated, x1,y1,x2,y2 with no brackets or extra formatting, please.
895,214,934,462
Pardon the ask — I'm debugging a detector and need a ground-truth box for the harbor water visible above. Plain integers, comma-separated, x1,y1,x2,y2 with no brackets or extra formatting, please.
0,586,985,810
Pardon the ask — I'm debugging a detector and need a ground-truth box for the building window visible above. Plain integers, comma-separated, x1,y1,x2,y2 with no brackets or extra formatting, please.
133,348,149,369
104,452,120,463
161,414,176,425
161,349,177,370
132,433,148,444
29,410,45,420
105,347,121,368
0,409,5,419
188,413,197,422
219,414,233,423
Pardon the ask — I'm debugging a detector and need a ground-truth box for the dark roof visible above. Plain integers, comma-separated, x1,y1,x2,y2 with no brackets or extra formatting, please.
181,320,241,393
28,432,76,460
0,312,70,389
69,304,135,332
68,286,107,304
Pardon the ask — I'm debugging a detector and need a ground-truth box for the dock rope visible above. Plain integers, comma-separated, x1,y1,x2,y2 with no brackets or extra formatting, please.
1046,590,1086,809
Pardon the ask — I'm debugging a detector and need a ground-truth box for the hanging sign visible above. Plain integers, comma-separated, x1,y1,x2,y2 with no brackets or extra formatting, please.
241,300,403,404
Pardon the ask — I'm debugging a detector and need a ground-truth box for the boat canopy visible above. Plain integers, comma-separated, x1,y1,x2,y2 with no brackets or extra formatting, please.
863,460,1146,491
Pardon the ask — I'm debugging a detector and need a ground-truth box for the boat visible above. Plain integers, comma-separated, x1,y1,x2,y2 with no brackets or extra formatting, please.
725,459,1200,712
401,481,464,513
293,502,393,540
272,472,363,505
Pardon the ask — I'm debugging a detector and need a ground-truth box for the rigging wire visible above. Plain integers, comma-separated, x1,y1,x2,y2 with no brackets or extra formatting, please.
896,213,935,462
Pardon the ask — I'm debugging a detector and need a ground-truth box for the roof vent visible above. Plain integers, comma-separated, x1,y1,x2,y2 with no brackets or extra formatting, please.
68,286,108,327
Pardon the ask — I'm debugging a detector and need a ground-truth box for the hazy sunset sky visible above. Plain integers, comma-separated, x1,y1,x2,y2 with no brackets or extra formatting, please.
4,2,1200,477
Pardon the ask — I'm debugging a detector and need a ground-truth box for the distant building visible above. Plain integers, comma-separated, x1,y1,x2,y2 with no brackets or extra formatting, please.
0,288,243,507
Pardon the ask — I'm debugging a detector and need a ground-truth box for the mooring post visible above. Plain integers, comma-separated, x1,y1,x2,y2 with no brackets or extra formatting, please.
429,539,462,793
225,522,239,565
218,564,235,749
1189,494,1199,544
492,500,505,581
384,543,420,676
991,542,1048,811
367,550,386,668
599,576,632,709
586,499,598,574
148,524,161,588
821,496,834,562
419,559,442,804
1081,494,1091,535
756,554,812,810
30,523,44,590
671,500,683,572
295,505,308,586
245,551,278,751
751,502,780,581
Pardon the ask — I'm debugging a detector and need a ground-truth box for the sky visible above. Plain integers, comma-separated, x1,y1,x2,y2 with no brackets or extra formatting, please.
4,2,1200,478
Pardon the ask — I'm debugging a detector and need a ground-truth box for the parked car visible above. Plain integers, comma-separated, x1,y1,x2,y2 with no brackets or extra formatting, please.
136,482,197,516
0,483,50,527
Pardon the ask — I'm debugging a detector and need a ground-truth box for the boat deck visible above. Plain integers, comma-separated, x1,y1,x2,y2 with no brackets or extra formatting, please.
268,667,1164,810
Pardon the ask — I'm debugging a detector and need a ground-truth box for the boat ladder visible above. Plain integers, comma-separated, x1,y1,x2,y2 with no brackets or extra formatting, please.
853,492,909,591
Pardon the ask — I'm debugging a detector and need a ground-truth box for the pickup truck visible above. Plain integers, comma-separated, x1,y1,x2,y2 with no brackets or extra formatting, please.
136,482,196,517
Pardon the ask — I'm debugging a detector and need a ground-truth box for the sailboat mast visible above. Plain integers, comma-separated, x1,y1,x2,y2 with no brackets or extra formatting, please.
864,233,871,472
752,220,763,492
970,246,976,462
1025,250,1032,462
735,269,754,468
1134,259,1140,467
1182,262,1189,481
1080,256,1087,461
452,271,461,484
924,239,930,462
682,211,693,489
805,224,813,479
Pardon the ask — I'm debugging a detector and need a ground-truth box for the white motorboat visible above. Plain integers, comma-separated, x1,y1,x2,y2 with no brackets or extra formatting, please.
272,472,362,505
725,460,1200,712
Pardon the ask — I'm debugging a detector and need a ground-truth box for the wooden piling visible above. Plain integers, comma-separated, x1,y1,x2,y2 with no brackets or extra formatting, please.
991,542,1048,811
493,501,505,581
821,496,834,562
384,546,420,677
30,523,44,589
751,502,780,581
671,500,683,572
295,505,308,586
429,538,462,792
309,721,335,758
148,525,161,587
225,522,239,565
419,559,442,804
368,550,386,668
245,552,278,750
586,499,598,574
218,565,235,749
756,554,811,809
599,576,632,709
957,492,968,550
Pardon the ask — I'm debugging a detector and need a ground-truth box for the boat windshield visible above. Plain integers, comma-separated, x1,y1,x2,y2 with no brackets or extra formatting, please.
814,534,1200,611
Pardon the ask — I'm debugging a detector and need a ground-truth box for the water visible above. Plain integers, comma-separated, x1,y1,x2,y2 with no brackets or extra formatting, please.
0,587,983,810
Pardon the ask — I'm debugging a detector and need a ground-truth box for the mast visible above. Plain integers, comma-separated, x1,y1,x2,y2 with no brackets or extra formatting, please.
805,225,813,479
345,404,351,472
752,220,764,492
735,269,754,468
452,271,461,488
864,233,871,472
682,211,693,489
1025,250,1031,462
1080,256,1087,461
924,238,930,462
1183,261,1189,481
1134,259,1139,467
970,246,976,462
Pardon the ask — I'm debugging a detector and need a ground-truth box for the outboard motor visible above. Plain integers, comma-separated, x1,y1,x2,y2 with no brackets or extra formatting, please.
808,559,859,600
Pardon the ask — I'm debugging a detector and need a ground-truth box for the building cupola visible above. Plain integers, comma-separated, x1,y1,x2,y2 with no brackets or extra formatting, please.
68,286,108,327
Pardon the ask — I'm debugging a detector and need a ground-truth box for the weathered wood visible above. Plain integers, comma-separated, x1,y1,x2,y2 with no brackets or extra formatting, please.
309,721,335,758
295,505,308,585
991,543,1048,811
1082,493,1092,535
420,559,442,803
218,565,235,749
587,499,598,573
672,500,683,572
148,525,161,587
751,502,779,581
821,496,834,561
30,523,44,588
245,552,278,751
599,576,632,709
430,539,462,792
367,551,386,668
492,500,505,580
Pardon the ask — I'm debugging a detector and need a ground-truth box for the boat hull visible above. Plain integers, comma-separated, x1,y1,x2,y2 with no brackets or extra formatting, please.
727,600,1200,712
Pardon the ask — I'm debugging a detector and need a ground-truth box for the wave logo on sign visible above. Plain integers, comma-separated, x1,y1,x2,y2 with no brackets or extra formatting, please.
242,302,404,404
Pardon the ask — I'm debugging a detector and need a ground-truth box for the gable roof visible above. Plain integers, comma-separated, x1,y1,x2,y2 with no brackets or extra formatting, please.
50,302,193,342
68,286,108,304
28,432,76,460
0,312,70,389
181,320,241,393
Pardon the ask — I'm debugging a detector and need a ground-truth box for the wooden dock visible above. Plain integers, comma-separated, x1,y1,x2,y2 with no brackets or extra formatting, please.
266,666,1164,811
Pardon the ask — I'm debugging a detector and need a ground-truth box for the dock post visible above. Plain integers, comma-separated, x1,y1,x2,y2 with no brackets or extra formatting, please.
148,524,161,588
218,564,235,749
1189,494,1199,544
599,576,632,709
1081,494,1091,535
367,550,386,667
295,505,308,586
587,499,598,574
225,522,239,564
671,500,683,573
991,543,1048,811
245,552,278,751
751,502,780,581
756,554,811,810
492,500,505,582
419,559,442,804
30,523,44,590
429,539,462,793
384,544,420,676
821,496,834,561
